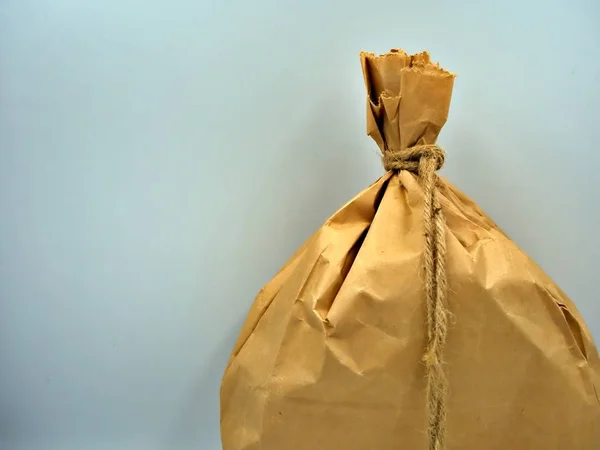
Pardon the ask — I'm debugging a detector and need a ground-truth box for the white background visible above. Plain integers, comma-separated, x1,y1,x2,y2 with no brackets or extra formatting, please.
1,1,599,449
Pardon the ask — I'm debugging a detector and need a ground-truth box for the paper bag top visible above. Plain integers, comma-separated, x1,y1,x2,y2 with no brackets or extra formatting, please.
361,49,455,153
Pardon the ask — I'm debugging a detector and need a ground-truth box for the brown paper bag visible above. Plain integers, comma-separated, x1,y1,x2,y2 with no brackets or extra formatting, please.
220,49,600,450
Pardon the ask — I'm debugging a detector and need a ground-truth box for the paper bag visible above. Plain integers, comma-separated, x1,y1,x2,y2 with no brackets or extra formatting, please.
220,49,600,450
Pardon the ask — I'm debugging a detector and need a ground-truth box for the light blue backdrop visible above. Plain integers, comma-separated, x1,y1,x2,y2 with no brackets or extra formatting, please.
1,1,598,449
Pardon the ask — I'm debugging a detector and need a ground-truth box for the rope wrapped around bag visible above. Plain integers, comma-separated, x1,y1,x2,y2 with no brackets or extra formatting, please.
383,144,449,450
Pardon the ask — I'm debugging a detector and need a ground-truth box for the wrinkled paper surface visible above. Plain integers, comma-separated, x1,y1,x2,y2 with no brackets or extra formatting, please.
220,49,600,449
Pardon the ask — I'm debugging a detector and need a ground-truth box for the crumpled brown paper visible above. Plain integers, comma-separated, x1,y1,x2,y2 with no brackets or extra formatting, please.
220,49,600,449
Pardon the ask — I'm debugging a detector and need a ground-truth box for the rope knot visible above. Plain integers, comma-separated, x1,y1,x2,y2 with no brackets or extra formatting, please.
382,144,445,173
382,142,450,450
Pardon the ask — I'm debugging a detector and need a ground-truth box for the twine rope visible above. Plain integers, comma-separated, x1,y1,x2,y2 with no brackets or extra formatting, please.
383,144,449,450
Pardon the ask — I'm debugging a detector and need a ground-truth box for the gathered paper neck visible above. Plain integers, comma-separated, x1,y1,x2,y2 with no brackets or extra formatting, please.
360,49,455,153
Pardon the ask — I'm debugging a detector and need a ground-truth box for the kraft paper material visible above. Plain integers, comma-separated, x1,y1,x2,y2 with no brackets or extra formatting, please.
220,49,600,450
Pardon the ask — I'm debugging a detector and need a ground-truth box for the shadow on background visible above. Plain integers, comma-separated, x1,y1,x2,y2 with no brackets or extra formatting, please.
162,315,244,450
